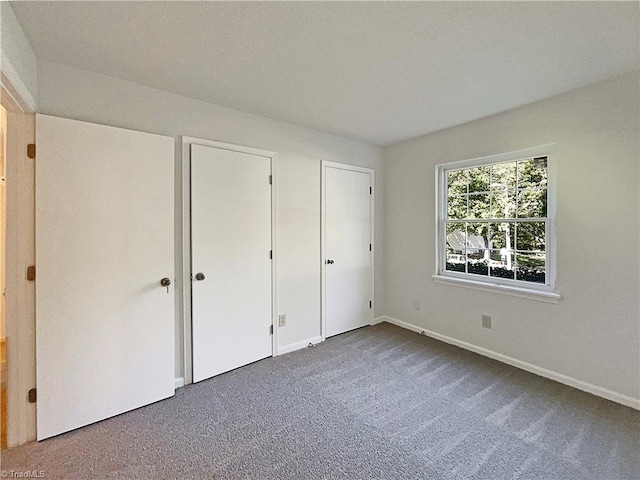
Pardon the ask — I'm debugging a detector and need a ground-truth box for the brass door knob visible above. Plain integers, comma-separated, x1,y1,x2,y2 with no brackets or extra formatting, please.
160,277,171,287
195,272,206,281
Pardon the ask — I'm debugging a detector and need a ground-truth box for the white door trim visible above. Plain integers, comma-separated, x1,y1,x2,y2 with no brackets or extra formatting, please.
321,160,375,341
180,137,277,385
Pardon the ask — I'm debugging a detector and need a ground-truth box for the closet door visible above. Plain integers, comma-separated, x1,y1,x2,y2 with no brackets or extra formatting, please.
191,144,273,383
36,115,175,440
323,163,374,338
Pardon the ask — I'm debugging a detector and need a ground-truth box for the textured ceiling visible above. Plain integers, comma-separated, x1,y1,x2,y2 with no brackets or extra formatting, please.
10,1,640,145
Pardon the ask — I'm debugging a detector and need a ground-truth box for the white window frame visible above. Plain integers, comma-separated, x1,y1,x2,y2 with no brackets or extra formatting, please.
432,144,561,303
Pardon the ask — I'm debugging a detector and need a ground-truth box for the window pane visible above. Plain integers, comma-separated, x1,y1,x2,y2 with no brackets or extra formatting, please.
466,224,488,275
466,222,488,251
468,165,490,193
518,158,547,189
516,252,546,283
467,249,488,276
447,170,467,195
489,250,515,279
516,222,545,252
446,222,466,252
490,189,515,218
489,223,515,250
517,188,547,218
491,162,516,190
447,194,467,219
445,248,465,272
468,193,490,219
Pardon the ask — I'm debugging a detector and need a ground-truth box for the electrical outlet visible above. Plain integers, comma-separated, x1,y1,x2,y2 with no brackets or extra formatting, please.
278,314,286,327
482,315,492,329
413,300,421,311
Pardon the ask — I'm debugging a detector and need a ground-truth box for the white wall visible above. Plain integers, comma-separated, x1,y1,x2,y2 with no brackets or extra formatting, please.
0,2,37,110
383,72,640,401
37,61,384,379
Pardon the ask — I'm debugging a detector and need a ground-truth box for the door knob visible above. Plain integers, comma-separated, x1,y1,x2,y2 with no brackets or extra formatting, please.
160,277,171,294
326,259,334,264
195,272,206,281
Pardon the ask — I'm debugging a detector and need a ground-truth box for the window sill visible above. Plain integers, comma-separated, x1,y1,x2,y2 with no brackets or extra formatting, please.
431,274,562,304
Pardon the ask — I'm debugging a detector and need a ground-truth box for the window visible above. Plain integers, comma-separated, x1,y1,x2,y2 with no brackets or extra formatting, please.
434,146,560,302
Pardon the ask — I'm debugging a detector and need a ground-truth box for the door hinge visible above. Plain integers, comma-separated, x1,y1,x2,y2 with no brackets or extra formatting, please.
369,243,372,252
269,250,273,260
27,144,36,159
26,266,36,281
369,186,372,195
369,300,372,309
269,175,272,185
28,388,37,403
269,325,273,335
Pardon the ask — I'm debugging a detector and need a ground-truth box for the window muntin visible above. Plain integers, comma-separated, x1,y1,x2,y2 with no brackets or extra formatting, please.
439,154,552,289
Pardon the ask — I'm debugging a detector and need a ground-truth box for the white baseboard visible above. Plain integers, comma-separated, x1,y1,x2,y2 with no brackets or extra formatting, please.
371,316,385,325
379,315,640,410
174,377,185,390
277,336,323,356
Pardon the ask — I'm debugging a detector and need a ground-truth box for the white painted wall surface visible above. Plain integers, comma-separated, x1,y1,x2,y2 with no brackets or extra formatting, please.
0,3,38,109
36,61,384,378
383,72,640,400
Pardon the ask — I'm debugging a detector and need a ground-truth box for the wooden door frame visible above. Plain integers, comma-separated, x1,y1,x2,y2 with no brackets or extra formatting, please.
180,137,278,386
321,161,375,341
2,78,37,447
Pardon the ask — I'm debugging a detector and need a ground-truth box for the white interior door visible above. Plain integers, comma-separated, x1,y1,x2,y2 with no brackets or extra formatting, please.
36,115,175,440
191,143,272,383
324,163,373,338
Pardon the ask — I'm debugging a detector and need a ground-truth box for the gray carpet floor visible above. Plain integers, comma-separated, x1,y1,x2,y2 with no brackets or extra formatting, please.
2,322,639,479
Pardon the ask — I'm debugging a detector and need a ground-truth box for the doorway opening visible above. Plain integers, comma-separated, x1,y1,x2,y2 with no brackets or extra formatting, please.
0,99,36,448
1,104,7,449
